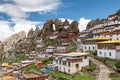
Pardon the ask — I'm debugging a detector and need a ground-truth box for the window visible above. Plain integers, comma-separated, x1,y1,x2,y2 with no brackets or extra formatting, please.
89,47,90,50
68,61,71,67
99,52,102,55
68,69,70,72
84,56,87,59
109,52,111,56
76,64,79,68
110,34,112,37
59,60,61,65
93,47,95,50
64,68,65,72
62,61,67,66
56,60,58,64
84,46,86,49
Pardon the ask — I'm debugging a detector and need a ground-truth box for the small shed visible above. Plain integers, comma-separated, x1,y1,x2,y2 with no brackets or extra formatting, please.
37,61,43,67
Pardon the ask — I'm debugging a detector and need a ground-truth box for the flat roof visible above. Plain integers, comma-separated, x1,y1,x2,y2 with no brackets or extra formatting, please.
2,63,9,67
23,73,40,78
85,38,109,41
97,40,120,44
2,76,16,80
54,52,89,57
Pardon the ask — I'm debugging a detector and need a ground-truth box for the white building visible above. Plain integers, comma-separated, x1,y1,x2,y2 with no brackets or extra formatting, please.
46,46,56,53
53,52,89,74
97,40,120,60
38,52,53,59
56,46,67,53
38,52,46,59
82,38,108,52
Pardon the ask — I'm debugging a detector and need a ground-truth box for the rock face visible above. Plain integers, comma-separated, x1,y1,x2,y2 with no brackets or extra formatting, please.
0,41,3,61
4,31,26,47
27,28,34,38
2,31,26,60
0,41,3,50
26,19,79,40
86,19,101,30
41,19,79,39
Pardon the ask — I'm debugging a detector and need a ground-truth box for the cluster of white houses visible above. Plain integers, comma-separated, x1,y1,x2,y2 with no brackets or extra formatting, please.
53,52,89,74
33,23,90,74
79,11,120,61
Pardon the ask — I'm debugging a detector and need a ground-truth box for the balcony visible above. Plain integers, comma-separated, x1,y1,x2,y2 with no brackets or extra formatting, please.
104,21,119,27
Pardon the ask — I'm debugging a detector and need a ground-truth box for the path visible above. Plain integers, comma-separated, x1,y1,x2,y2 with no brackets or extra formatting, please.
89,57,111,80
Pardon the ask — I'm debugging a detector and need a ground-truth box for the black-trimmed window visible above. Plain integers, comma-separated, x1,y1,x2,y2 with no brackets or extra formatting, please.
76,64,79,68
68,61,71,67
109,52,111,56
93,46,95,50
68,69,70,72
84,56,87,59
99,52,102,55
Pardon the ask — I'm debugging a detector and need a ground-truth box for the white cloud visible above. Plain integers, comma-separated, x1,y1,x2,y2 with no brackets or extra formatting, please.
0,21,14,41
0,0,61,41
59,18,91,31
13,19,42,33
12,0,61,13
78,17,91,31
59,18,73,24
0,0,61,19
0,4,27,19
0,20,42,41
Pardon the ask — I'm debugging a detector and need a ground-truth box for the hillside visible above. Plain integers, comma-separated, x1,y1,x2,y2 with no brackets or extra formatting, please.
1,19,80,61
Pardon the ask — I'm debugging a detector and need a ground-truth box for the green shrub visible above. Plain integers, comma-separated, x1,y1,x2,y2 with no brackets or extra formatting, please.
109,73,119,78
115,62,120,68
84,64,96,72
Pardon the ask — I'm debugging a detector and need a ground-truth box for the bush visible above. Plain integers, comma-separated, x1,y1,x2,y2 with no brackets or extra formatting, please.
90,51,97,56
109,73,119,78
83,64,96,72
115,62,120,68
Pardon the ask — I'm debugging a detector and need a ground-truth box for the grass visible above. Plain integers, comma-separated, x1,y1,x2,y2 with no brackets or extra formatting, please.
109,73,120,80
42,58,52,67
114,62,120,68
67,46,77,53
3,53,26,64
84,64,96,72
109,73,119,78
73,73,95,80
50,71,71,79
25,64,41,72
50,71,95,80
116,77,120,80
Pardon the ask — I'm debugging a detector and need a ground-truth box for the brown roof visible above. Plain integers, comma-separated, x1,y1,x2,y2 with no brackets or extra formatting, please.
23,73,41,78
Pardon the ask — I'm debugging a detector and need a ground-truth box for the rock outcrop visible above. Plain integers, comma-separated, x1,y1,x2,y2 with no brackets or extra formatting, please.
2,31,26,60
41,19,79,39
0,41,3,61
86,19,101,30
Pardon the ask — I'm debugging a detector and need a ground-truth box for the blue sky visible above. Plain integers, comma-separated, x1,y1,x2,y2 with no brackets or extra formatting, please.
0,0,120,41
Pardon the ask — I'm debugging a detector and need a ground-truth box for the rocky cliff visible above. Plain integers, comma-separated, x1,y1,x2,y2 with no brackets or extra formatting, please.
0,41,3,61
2,31,26,60
4,31,26,47
86,18,101,30
41,19,79,39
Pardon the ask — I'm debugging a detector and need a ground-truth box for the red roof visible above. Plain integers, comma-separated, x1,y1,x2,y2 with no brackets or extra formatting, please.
56,33,68,39
68,33,76,39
